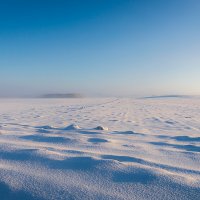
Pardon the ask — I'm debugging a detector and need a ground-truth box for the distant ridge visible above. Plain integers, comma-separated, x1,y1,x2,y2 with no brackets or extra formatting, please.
40,93,83,98
142,95,192,99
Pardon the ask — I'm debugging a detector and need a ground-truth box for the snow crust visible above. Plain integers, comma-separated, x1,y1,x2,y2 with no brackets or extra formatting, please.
0,98,200,200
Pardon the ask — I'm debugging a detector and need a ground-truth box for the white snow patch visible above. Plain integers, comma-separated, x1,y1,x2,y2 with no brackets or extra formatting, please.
63,124,81,130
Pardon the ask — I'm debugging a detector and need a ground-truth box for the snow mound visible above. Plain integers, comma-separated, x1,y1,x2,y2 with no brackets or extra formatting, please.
63,124,80,130
94,126,109,131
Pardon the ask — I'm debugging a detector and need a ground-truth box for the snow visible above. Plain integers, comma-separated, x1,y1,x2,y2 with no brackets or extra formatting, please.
94,126,109,131
0,97,200,200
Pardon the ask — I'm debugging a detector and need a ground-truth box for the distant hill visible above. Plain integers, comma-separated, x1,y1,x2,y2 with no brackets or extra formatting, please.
142,95,192,99
40,93,83,98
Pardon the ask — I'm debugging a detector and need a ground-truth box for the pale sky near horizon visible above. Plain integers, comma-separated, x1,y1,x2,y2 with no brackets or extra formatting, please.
0,0,200,97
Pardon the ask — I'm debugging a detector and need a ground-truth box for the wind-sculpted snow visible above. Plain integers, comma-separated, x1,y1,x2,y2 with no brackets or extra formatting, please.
0,98,200,200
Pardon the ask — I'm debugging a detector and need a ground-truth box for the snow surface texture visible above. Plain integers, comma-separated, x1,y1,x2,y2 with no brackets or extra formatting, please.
0,98,200,200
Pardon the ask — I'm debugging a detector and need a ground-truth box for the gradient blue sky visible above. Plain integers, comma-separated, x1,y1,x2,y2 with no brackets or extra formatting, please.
0,0,200,96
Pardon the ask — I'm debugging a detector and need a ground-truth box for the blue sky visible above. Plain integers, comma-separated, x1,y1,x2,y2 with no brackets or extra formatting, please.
0,0,200,96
